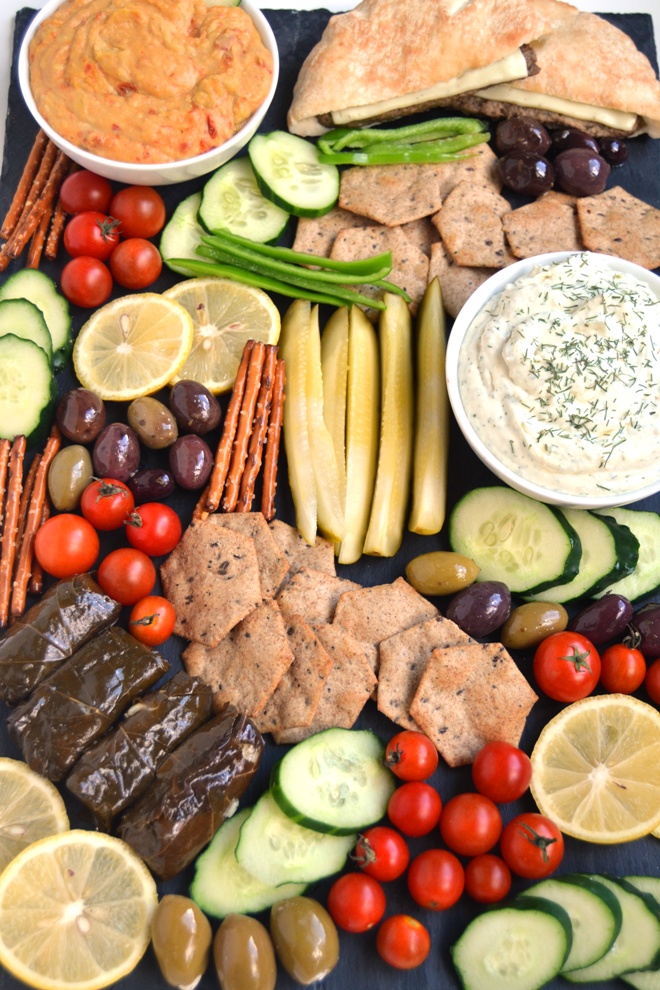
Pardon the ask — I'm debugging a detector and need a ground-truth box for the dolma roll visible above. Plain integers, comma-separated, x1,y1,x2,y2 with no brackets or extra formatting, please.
0,573,121,704
67,671,213,828
118,705,263,880
7,626,169,781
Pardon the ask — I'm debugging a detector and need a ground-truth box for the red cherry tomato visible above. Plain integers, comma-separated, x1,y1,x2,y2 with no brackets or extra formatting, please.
600,643,646,694
326,873,386,933
500,812,565,879
407,849,464,911
384,730,439,781
80,478,135,531
125,503,182,557
128,595,177,646
59,170,113,215
439,792,502,857
376,915,430,970
110,186,166,238
60,256,113,308
471,741,533,803
110,238,162,289
387,781,442,837
97,547,156,606
464,854,512,904
646,659,660,705
533,631,601,702
353,827,409,882
63,212,120,260
34,514,99,579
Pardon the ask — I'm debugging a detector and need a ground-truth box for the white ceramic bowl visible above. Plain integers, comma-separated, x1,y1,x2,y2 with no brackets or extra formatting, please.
18,0,279,186
446,250,660,511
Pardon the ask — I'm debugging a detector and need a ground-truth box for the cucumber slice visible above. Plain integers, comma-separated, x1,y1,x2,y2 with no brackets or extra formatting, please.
448,486,582,595
0,335,55,444
622,877,660,990
248,131,339,217
451,896,572,990
0,299,52,364
528,509,638,603
270,728,395,835
198,157,289,242
159,191,204,275
235,790,355,887
190,808,306,918
0,269,71,371
596,507,660,601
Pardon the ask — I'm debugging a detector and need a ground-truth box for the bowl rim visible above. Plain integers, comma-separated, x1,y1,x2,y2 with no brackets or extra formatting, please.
445,249,660,510
17,0,280,173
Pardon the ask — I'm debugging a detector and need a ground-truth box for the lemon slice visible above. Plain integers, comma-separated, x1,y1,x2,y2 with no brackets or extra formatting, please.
164,277,280,394
73,293,194,401
530,694,660,844
0,758,69,872
0,830,157,990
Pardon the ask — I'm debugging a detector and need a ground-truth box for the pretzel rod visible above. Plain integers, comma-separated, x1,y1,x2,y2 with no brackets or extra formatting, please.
222,340,267,513
261,357,286,522
44,198,67,261
0,437,27,628
28,498,50,596
0,439,11,539
12,454,40,576
10,139,57,236
27,208,51,269
192,485,210,522
0,129,48,240
204,340,255,512
237,344,277,512
5,150,69,261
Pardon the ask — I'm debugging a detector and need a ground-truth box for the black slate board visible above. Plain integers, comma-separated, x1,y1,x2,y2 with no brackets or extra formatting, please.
1,8,660,990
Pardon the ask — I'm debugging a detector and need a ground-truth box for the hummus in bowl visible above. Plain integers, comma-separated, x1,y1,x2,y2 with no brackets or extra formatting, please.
18,0,279,185
446,251,660,510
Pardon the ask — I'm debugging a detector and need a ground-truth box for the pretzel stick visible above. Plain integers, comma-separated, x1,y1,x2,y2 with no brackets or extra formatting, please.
193,485,210,523
27,209,51,269
0,129,48,239
237,344,277,512
222,340,266,513
0,437,26,627
9,139,57,236
204,340,255,513
5,150,69,261
44,198,67,261
28,498,50,596
12,455,40,579
0,439,11,538
261,357,286,522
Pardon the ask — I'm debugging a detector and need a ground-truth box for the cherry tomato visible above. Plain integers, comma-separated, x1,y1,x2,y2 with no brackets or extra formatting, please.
533,631,601,702
384,730,439,781
110,238,162,289
376,915,430,970
439,792,502,857
464,854,512,904
63,212,120,260
387,782,442,837
80,478,135,531
125,503,182,557
110,186,166,238
34,514,99,579
471,741,533,803
600,643,646,694
59,170,113,215
353,827,409,882
326,873,386,933
97,547,156,606
407,849,464,911
646,659,660,705
60,256,113,308
500,812,565,879
129,595,177,646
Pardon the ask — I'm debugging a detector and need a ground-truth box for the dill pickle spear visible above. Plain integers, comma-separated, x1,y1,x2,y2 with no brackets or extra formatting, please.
320,307,349,516
409,277,449,535
363,294,414,557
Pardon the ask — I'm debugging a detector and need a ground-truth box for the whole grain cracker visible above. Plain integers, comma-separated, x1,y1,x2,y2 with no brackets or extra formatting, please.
428,241,496,318
276,567,360,626
436,143,502,201
292,206,368,258
576,186,660,269
338,162,445,226
268,519,336,576
330,224,429,314
400,216,440,257
209,512,290,598
433,180,516,269
502,190,582,259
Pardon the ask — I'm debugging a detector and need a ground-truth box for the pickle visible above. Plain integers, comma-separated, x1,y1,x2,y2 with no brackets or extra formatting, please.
320,307,349,517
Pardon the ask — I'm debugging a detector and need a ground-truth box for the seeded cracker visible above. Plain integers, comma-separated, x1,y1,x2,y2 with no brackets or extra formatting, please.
338,163,445,226
208,513,290,598
502,190,582,258
268,519,336,576
292,206,368,258
400,217,440,257
276,567,360,626
428,241,496,318
330,225,429,314
434,180,516,268
576,186,660,270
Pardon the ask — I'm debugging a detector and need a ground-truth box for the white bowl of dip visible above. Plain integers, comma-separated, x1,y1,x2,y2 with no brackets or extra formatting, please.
18,0,279,186
446,250,660,510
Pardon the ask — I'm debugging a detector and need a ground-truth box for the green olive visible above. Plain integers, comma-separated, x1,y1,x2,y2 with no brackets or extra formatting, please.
500,601,569,650
405,551,480,596
128,396,178,450
214,914,276,990
151,894,212,990
47,444,93,511
270,897,339,986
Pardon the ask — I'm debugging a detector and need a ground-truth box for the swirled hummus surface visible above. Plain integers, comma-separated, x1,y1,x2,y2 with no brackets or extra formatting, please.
28,0,274,164
458,253,660,498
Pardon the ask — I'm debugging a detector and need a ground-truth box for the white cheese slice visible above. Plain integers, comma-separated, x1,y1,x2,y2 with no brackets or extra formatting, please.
474,82,639,133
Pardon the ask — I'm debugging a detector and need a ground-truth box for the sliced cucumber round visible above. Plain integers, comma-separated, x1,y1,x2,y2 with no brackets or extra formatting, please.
0,298,52,364
198,156,289,242
249,130,339,217
596,507,660,602
0,269,71,371
0,335,55,444
159,191,204,274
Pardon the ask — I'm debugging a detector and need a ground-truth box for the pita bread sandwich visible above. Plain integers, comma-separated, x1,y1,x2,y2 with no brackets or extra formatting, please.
287,0,579,136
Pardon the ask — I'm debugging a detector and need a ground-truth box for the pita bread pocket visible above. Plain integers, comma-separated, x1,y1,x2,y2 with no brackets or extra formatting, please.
576,186,660,270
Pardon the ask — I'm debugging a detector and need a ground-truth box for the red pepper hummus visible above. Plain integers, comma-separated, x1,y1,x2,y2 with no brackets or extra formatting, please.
28,0,274,164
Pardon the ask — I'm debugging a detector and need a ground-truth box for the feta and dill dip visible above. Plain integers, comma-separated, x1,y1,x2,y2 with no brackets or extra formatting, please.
457,253,660,498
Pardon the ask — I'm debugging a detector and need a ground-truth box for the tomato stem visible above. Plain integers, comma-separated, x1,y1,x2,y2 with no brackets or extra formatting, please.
517,821,558,863
561,646,593,674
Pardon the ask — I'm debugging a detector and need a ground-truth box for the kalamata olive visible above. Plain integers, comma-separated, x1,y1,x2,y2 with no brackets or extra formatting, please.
93,422,140,482
553,148,611,196
151,894,212,990
214,914,276,990
128,467,176,502
270,897,339,986
168,435,213,491
568,593,633,646
495,117,551,156
500,601,568,650
598,136,628,166
55,387,106,443
550,127,600,156
498,151,555,196
127,396,178,450
628,603,660,661
445,581,512,638
405,551,480,596
169,380,222,436
47,444,93,511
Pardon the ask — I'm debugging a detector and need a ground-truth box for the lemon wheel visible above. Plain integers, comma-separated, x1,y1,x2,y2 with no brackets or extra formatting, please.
0,759,69,873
